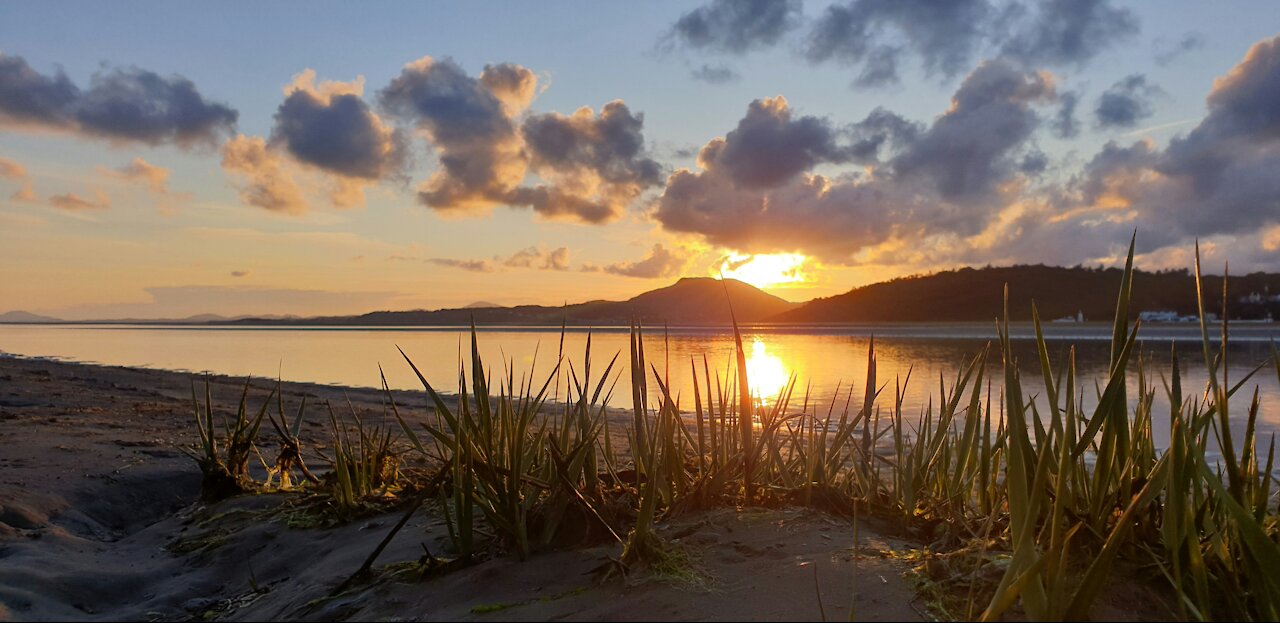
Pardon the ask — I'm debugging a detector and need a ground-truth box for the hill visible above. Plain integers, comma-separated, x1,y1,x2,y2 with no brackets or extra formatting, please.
0,310,61,323
772,265,1280,323
230,278,797,326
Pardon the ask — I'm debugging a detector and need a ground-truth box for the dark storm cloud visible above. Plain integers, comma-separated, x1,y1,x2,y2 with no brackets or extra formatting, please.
666,0,801,55
998,0,1139,68
0,53,237,147
805,0,992,84
271,73,406,180
1094,74,1161,129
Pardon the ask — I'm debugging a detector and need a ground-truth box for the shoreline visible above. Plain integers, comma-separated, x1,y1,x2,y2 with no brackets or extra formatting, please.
5,320,1278,344
0,355,934,621
0,356,1177,621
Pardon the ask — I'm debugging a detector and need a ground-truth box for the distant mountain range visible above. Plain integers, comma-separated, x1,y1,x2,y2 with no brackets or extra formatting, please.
7,265,1278,327
0,311,298,325
227,277,798,326
774,265,1280,323
0,310,61,323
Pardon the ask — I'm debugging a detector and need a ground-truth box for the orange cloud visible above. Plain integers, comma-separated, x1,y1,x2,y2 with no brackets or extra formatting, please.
49,190,110,211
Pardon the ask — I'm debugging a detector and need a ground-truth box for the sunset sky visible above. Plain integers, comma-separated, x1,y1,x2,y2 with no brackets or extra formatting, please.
2,1,1278,319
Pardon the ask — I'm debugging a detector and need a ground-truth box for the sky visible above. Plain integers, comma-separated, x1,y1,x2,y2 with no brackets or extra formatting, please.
1,1,1278,319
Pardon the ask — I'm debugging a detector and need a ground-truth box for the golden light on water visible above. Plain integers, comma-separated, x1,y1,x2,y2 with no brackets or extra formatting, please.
718,253,809,289
745,339,789,403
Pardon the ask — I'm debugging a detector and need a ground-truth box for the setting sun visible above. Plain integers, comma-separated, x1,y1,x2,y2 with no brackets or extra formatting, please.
717,253,809,289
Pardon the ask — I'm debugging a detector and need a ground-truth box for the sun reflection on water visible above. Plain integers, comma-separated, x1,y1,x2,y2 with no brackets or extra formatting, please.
745,339,789,404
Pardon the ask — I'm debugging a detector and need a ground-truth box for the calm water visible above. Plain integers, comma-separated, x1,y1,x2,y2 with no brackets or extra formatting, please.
2,323,1279,451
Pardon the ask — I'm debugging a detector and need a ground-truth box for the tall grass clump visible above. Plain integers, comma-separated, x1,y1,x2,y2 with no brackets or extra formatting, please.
183,378,275,502
317,397,402,515
178,234,1278,619
395,324,622,561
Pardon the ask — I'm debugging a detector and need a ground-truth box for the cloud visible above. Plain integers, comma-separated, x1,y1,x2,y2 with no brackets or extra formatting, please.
544,247,570,271
271,70,406,181
879,34,1280,274
889,60,1056,202
665,0,801,55
519,100,664,222
380,57,532,212
1128,35,1280,239
0,156,27,180
997,0,1139,68
0,53,79,128
845,108,924,162
0,155,37,201
654,60,1058,261
402,246,572,273
380,57,661,223
1155,32,1206,67
503,246,571,270
1094,74,1162,129
0,53,237,147
805,0,993,85
100,157,172,194
582,244,691,279
48,190,110,211
230,270,250,278
803,0,1138,86
1052,91,1080,138
690,64,740,84
220,70,409,212
695,96,849,189
220,134,307,214
52,285,401,320
428,257,496,272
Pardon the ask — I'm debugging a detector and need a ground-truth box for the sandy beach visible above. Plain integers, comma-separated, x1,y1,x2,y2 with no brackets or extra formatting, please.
0,354,949,622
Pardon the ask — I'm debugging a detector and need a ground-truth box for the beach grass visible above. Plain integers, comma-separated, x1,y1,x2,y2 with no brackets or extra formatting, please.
184,236,1280,621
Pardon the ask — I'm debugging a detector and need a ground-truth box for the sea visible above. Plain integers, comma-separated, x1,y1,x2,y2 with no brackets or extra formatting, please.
3,321,1279,456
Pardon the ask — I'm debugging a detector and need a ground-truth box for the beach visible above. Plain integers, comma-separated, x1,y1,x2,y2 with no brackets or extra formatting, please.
0,355,950,621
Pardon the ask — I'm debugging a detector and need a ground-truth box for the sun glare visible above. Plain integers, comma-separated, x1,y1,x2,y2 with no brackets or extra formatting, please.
717,253,809,289
745,339,789,404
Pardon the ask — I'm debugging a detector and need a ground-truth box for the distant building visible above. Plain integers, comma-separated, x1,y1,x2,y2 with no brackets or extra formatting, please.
1139,310,1179,322
1052,310,1086,323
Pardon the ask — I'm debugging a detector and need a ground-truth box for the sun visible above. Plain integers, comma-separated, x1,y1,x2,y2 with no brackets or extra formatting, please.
717,253,809,289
